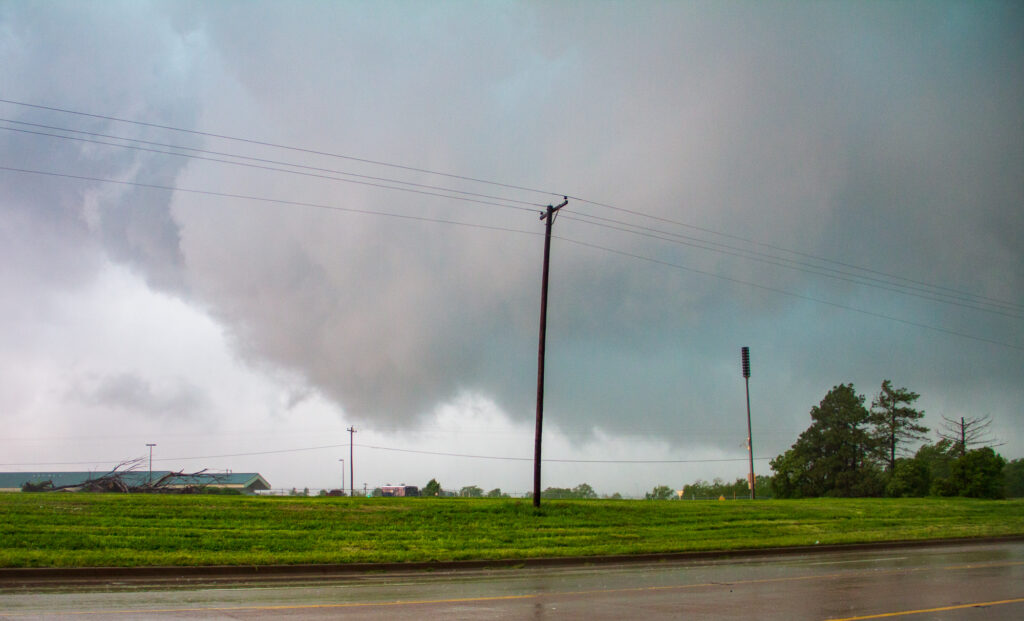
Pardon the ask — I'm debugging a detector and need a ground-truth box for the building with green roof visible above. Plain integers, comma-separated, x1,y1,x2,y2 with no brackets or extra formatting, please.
0,471,270,493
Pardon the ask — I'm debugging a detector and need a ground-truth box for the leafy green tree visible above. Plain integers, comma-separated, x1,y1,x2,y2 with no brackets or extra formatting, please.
572,483,598,499
422,478,442,497
909,439,957,496
1004,459,1024,498
753,474,773,499
885,457,930,497
645,485,673,500
485,488,506,498
869,380,927,472
541,485,598,499
686,479,710,499
950,447,1006,499
459,485,483,498
683,477,760,499
542,487,572,499
770,384,883,498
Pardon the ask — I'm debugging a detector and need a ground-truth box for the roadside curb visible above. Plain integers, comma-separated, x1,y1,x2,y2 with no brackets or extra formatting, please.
3,535,1023,587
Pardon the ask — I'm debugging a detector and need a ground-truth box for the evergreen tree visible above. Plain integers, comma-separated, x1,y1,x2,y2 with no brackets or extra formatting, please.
422,478,442,497
771,384,883,498
869,380,928,472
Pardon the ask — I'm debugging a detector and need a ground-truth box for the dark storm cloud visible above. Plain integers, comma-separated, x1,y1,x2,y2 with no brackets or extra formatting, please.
3,2,1021,459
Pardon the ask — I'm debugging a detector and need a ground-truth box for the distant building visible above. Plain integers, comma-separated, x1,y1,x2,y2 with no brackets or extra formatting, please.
380,484,419,497
0,471,271,494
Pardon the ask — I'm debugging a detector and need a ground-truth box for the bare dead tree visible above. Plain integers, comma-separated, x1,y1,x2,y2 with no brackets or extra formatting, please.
938,415,1003,457
23,458,229,494
57,459,145,493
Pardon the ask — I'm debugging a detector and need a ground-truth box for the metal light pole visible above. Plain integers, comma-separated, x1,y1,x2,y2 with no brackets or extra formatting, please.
146,443,156,484
339,458,345,496
741,347,754,500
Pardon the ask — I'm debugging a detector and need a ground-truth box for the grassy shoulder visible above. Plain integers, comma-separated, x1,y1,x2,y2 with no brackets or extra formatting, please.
1,493,1022,568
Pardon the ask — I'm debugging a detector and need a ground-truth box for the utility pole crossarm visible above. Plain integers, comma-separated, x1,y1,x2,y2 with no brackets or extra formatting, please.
540,197,569,221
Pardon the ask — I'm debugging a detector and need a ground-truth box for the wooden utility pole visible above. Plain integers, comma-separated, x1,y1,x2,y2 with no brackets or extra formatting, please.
533,197,568,508
347,426,356,496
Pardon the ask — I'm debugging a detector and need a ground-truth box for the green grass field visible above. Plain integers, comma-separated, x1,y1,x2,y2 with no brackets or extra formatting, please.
1,493,1022,568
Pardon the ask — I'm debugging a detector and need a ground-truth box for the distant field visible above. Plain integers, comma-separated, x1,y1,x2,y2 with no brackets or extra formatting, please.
1,493,1022,568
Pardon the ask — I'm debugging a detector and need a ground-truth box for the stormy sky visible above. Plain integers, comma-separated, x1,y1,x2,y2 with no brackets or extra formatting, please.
1,1,1021,496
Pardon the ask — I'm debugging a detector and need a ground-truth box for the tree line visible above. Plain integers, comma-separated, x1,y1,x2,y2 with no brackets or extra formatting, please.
770,380,1020,499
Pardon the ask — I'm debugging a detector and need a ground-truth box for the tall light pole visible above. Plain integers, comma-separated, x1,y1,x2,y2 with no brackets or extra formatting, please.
533,197,568,508
146,443,156,483
741,347,754,500
339,458,345,496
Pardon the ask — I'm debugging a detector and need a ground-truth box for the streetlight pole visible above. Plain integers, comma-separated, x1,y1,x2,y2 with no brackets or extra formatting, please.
741,347,754,500
146,443,156,484
339,458,345,496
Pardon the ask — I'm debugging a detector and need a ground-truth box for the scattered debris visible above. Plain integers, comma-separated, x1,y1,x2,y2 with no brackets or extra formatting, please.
20,459,229,494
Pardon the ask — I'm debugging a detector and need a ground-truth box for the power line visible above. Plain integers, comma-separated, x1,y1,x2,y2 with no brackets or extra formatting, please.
568,195,1023,313
2,164,1016,351
3,97,1012,314
0,98,566,199
357,444,772,464
561,211,1024,319
0,441,771,467
0,125,541,215
0,120,546,212
20,117,1015,318
9,117,1018,319
0,166,541,237
556,235,1024,352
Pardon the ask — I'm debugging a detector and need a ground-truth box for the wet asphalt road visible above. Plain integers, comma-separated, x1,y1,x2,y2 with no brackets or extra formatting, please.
1,541,1022,620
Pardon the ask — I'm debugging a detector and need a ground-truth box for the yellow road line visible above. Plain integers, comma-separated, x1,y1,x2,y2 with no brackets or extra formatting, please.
826,597,1024,620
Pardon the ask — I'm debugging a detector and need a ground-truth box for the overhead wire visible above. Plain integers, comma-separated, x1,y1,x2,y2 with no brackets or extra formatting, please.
555,234,1024,352
2,97,1013,313
0,98,566,200
2,98,1020,350
561,211,1024,319
0,166,541,237
0,124,541,214
1,162,1018,351
567,194,1023,312
0,118,547,210
0,441,771,467
4,117,1018,320
7,116,1019,321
